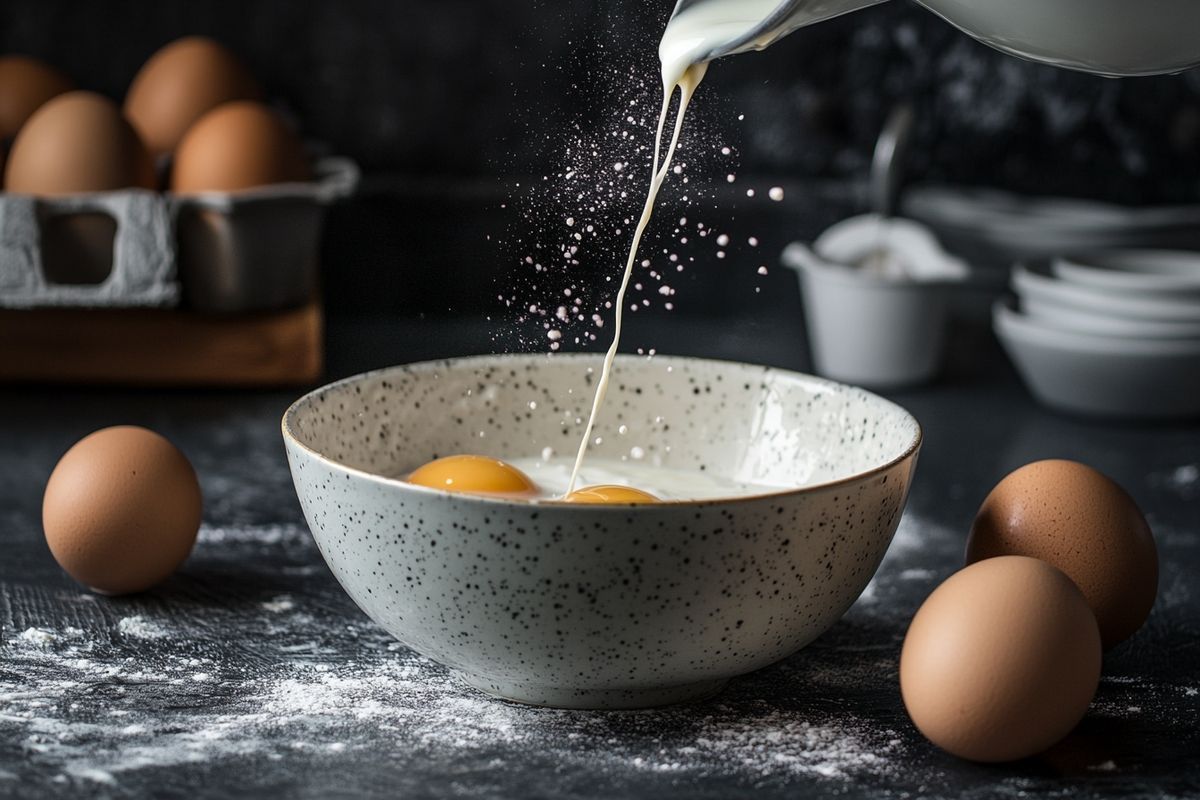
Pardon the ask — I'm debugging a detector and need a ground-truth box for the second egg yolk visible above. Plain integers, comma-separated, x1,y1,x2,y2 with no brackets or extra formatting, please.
563,484,660,504
407,455,538,498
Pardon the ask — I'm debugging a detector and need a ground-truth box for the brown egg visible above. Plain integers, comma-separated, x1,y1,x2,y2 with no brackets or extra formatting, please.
4,91,155,195
170,101,310,193
0,55,73,139
42,426,202,595
125,36,261,159
900,556,1101,763
965,459,1157,649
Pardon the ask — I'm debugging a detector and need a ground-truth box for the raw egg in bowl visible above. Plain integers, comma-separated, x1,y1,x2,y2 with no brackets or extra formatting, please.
283,353,921,708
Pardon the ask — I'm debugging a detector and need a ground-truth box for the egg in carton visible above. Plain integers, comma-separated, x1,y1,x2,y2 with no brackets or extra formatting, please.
172,156,357,312
0,156,357,312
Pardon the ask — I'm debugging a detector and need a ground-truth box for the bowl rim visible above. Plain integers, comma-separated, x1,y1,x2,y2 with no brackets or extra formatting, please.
1020,295,1200,339
1013,262,1200,322
906,184,1200,231
1052,251,1200,294
281,352,923,509
994,296,1200,356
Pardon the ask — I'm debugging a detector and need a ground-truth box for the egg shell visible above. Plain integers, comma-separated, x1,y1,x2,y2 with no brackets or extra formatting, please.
900,555,1101,763
170,101,311,193
42,426,202,595
0,55,73,139
4,91,155,196
965,459,1158,649
124,36,261,159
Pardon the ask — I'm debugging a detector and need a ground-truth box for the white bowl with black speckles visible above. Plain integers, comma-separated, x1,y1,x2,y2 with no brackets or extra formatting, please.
283,354,922,709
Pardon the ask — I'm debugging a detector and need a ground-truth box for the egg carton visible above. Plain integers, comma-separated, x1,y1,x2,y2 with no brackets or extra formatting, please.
0,190,175,308
0,156,358,312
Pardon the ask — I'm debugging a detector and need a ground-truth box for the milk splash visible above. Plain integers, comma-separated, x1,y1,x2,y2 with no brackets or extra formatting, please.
568,0,782,493
566,62,708,494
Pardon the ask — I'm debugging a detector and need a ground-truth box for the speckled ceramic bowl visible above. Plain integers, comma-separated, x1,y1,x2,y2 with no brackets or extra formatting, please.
283,354,921,709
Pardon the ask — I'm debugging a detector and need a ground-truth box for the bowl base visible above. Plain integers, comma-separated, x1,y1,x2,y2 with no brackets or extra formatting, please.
456,672,729,709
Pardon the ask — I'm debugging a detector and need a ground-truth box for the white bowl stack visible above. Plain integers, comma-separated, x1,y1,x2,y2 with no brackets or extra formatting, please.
994,251,1200,419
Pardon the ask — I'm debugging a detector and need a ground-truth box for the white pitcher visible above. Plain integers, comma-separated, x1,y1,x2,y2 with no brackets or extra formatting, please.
667,0,1200,77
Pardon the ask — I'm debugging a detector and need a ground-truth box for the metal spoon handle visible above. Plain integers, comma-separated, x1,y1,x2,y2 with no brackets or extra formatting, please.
870,103,915,218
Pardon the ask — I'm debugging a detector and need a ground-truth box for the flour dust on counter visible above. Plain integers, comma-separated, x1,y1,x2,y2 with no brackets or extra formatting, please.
4,513,1194,797
3,516,927,793
2,563,908,794
115,615,170,640
3,651,903,788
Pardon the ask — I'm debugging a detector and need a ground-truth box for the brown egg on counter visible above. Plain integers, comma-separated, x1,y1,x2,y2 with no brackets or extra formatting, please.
3,91,155,195
124,36,261,159
965,459,1158,649
900,556,1101,763
42,426,202,595
170,101,311,193
0,55,73,139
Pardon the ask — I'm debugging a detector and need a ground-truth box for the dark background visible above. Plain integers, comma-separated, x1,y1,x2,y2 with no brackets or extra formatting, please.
4,5,1200,798
5,0,1199,197
3,0,1198,322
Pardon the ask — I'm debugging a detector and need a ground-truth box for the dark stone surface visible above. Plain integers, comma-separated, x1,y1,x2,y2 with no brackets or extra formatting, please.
1,280,1198,797
2,3,1198,795
1,0,1199,201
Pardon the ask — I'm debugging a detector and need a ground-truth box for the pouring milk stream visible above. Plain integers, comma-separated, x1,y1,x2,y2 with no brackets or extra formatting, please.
567,0,794,493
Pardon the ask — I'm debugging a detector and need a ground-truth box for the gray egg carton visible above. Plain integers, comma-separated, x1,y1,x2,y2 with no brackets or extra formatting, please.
0,156,358,312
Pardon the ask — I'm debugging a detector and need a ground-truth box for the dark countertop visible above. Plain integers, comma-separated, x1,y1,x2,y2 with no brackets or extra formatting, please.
2,301,1199,798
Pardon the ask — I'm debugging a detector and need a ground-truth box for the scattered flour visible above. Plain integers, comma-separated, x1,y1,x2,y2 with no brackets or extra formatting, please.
852,513,955,612
1166,464,1198,491
3,512,1186,793
117,616,169,640
16,627,58,647
2,610,911,790
1149,463,1199,499
197,523,312,547
261,596,297,613
898,568,936,581
63,766,115,785
253,660,905,782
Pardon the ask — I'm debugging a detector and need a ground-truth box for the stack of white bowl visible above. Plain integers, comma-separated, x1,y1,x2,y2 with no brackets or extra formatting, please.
906,187,1200,267
993,250,1200,419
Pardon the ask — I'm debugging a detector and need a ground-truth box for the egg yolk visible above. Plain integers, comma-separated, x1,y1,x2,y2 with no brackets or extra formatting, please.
407,455,538,497
563,484,660,504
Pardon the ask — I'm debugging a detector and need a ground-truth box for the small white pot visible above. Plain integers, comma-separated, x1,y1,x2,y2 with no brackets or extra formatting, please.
782,215,969,389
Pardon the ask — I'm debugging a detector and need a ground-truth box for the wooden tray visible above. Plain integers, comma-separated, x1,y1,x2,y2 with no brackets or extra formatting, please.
0,301,323,387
